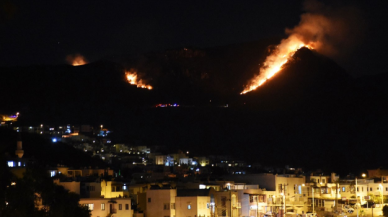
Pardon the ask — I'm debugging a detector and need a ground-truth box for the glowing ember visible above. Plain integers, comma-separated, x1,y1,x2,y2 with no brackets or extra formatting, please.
66,54,88,66
241,35,314,94
125,71,152,90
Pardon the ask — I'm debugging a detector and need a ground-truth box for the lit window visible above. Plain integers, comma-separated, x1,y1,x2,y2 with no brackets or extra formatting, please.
84,204,94,210
101,203,105,210
50,171,56,177
342,187,346,192
188,204,191,209
8,161,14,167
18,162,21,167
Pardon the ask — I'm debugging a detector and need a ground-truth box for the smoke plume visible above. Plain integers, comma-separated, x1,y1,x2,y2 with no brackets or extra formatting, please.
286,0,365,59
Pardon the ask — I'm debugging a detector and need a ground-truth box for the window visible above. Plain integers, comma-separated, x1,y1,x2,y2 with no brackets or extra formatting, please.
7,161,14,167
87,186,95,191
164,203,170,210
386,187,388,191
222,197,227,207
119,204,122,210
188,204,191,210
171,203,175,209
101,203,105,210
342,187,346,192
357,187,359,192
207,203,210,209
148,198,151,203
322,179,325,183
84,204,94,210
362,187,364,192
250,196,258,203
370,187,373,191
125,204,129,210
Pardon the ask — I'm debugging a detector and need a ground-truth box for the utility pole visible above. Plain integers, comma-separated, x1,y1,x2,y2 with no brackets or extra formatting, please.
312,186,314,214
356,177,358,217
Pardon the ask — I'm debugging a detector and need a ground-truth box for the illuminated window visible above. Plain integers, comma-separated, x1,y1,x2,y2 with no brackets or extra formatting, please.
84,204,94,210
7,161,14,167
187,204,191,209
18,162,21,167
342,187,346,192
101,203,105,210
171,203,175,209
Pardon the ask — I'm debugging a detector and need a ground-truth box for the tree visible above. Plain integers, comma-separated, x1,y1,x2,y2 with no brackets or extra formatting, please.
0,166,90,217
382,205,388,217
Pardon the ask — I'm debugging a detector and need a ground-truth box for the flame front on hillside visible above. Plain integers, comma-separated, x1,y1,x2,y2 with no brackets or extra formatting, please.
66,54,88,66
125,71,152,90
241,35,314,95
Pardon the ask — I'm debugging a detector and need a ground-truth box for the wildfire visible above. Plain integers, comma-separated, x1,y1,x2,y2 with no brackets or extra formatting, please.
125,71,152,90
66,54,88,66
241,35,314,95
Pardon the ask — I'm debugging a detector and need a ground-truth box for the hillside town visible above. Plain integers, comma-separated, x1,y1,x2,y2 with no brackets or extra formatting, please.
1,123,388,217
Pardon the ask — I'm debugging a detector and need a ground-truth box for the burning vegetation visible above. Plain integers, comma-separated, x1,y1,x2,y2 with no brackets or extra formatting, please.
241,36,314,94
66,54,88,66
125,70,152,90
241,0,363,94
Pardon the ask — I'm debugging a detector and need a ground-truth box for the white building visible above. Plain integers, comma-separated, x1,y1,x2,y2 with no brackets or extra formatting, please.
80,198,133,217
146,187,176,217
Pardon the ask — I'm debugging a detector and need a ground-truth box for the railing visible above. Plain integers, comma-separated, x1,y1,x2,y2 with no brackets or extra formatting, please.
110,208,117,214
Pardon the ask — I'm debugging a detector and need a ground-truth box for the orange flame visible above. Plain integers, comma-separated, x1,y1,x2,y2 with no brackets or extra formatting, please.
241,35,314,95
125,71,152,90
66,54,88,66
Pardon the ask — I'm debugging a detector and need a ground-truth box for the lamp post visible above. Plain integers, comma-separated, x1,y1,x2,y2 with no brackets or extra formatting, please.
312,186,314,214
380,184,383,209
280,192,285,217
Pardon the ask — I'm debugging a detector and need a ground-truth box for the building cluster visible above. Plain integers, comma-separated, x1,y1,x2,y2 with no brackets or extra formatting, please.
4,133,388,217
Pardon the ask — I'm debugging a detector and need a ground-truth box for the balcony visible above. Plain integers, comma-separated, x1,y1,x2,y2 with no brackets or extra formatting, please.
110,208,117,214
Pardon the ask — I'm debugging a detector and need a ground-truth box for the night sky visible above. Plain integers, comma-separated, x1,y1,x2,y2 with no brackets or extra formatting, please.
1,0,388,76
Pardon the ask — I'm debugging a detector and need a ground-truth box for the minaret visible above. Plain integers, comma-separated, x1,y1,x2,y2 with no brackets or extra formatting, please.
15,133,24,158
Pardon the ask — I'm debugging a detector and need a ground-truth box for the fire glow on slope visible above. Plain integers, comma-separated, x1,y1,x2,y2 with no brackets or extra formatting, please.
66,54,88,66
125,71,152,90
241,35,313,94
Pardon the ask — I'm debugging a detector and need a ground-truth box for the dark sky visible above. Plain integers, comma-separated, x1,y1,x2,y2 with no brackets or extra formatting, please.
1,0,388,76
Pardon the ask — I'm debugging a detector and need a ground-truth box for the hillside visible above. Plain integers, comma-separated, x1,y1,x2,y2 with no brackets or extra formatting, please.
1,39,388,173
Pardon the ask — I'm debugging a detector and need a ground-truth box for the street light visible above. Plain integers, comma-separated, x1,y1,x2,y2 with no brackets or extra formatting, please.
280,192,285,217
379,184,383,208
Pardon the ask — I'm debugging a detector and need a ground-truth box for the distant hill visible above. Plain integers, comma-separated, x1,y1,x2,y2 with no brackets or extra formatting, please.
2,39,388,174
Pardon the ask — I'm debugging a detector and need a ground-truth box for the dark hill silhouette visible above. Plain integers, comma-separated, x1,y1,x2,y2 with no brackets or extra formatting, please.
1,39,388,174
